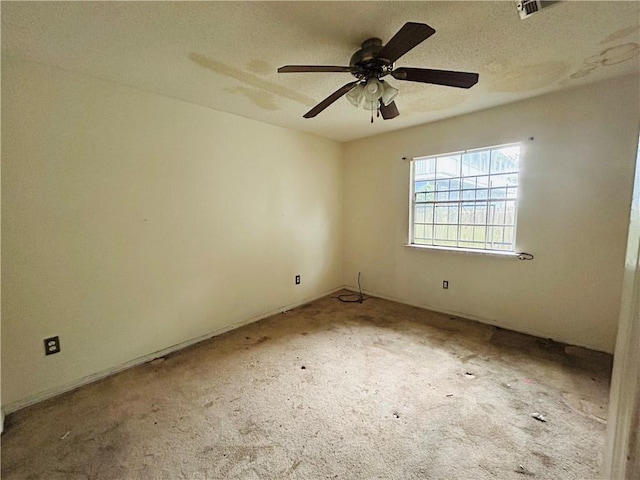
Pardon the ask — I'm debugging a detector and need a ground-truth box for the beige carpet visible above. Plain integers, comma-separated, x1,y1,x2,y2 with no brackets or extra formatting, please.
1,291,612,479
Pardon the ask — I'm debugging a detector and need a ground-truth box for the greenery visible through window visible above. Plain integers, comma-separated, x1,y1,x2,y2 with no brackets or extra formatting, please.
410,143,521,252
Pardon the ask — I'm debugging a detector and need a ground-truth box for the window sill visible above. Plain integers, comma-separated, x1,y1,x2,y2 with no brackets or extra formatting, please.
405,244,521,258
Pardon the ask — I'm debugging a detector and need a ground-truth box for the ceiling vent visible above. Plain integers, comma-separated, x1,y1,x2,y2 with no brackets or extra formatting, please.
516,0,542,19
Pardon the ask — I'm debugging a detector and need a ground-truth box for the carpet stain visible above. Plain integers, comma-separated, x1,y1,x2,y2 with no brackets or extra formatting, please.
533,450,556,467
459,353,479,363
250,336,270,346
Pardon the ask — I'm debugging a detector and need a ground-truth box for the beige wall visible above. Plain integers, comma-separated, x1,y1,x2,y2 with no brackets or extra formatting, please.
1,57,344,409
343,74,640,353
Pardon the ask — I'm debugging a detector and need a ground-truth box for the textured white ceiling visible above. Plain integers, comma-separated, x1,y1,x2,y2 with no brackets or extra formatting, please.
2,1,639,142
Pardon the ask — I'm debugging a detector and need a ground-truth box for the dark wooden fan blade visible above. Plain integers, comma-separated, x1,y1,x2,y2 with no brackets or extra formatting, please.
304,81,360,118
379,100,399,120
376,22,436,63
278,65,353,73
392,68,479,88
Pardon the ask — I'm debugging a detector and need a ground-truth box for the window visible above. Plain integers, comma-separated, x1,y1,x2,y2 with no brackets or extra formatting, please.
410,143,521,252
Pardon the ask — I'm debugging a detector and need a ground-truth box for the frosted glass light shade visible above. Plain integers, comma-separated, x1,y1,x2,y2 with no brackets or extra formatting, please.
363,78,383,102
346,84,364,107
381,81,399,106
362,100,379,111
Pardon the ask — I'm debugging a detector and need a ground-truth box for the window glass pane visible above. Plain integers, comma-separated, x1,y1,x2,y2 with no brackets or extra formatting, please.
474,202,487,224
462,150,490,177
415,180,435,202
460,203,474,224
486,202,495,225
433,225,457,246
490,173,518,187
504,226,514,247
414,204,425,223
415,224,433,243
487,226,502,248
475,175,490,188
434,179,447,191
505,201,516,223
473,226,486,244
415,204,434,224
435,205,449,223
490,187,507,200
434,225,448,242
485,225,493,246
491,201,506,224
437,190,450,201
419,180,435,192
491,146,520,174
461,176,476,190
448,205,459,224
414,158,436,178
460,225,473,241
436,154,461,178
424,225,434,242
462,190,475,200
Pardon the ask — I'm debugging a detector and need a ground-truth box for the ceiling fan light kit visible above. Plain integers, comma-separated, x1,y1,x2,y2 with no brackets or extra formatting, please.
277,22,479,122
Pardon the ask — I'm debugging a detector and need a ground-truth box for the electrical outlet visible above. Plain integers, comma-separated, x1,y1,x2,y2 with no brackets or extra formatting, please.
443,280,449,289
295,275,301,285
44,336,61,355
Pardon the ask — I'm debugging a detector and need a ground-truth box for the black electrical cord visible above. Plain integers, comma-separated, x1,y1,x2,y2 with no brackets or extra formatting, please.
335,272,365,303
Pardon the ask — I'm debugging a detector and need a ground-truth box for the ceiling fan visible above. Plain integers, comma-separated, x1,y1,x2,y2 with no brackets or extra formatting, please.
277,22,479,122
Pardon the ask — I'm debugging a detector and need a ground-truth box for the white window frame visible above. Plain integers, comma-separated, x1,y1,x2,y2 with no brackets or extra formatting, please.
408,143,521,256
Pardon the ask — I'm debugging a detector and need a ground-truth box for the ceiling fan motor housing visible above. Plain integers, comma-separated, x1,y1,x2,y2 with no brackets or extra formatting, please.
349,38,393,80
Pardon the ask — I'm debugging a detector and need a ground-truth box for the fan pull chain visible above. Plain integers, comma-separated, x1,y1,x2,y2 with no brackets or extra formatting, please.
370,111,374,124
